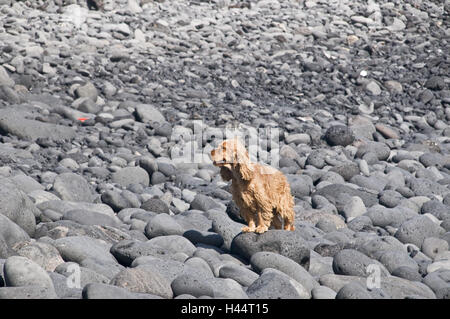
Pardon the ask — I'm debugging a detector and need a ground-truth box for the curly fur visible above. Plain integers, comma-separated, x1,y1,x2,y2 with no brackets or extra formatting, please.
211,138,295,234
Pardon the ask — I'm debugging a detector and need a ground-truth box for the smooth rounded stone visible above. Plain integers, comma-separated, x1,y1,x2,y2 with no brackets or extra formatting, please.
28,190,61,206
0,214,30,258
378,190,403,208
0,178,39,236
419,153,447,168
330,163,360,181
190,194,221,211
0,65,14,86
396,186,415,198
140,197,170,214
102,190,136,212
54,236,116,264
422,238,449,260
110,236,196,266
132,256,204,282
171,273,215,298
406,177,449,197
135,104,166,125
174,211,212,232
246,268,310,299
315,218,338,233
250,251,318,293
49,272,82,299
336,281,373,299
75,82,98,101
350,175,387,193
207,209,244,251
231,230,310,268
313,184,378,211
357,236,405,260
347,215,374,232
381,276,436,299
62,209,121,228
55,262,109,287
421,200,450,220
145,214,185,238
436,287,450,299
378,250,419,273
319,274,367,292
355,141,390,161
218,263,259,287
287,174,314,197
376,122,400,139
305,150,326,169
391,266,423,282
422,270,450,293
184,256,215,279
365,205,416,228
207,277,248,299
311,286,337,299
112,167,149,188
37,200,115,218
395,216,445,247
324,125,354,147
80,257,125,280
4,256,55,291
10,174,45,194
82,283,162,299
191,248,224,277
332,249,389,278
0,286,57,299
16,241,64,272
110,266,173,298
183,229,224,247
285,133,311,145
342,196,367,222
52,173,95,203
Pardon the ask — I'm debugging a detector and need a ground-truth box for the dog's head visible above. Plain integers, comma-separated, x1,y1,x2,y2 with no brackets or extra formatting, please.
211,138,253,181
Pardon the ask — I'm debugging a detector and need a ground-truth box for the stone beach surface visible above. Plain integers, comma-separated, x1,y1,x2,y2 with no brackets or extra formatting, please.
0,0,449,299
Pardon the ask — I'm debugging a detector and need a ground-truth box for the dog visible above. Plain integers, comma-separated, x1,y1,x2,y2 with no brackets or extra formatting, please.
210,137,295,234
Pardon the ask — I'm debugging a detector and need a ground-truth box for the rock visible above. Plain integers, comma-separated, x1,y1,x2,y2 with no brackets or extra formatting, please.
246,268,310,299
110,266,173,298
16,241,64,272
336,281,373,299
314,184,378,211
395,216,444,247
231,230,310,268
332,249,389,277
0,214,30,258
0,286,57,299
208,209,245,251
422,238,449,260
0,109,76,143
311,286,337,299
0,66,14,87
218,263,259,287
82,283,162,299
171,273,215,298
145,214,185,238
54,236,116,264
324,125,354,147
75,82,98,101
365,81,382,96
52,173,95,203
384,81,403,94
342,196,366,222
55,262,109,288
0,178,38,236
250,251,318,293
141,197,170,214
190,194,221,211
49,272,82,299
112,167,149,188
375,123,399,139
135,104,165,125
391,266,423,282
378,250,419,273
3,256,55,291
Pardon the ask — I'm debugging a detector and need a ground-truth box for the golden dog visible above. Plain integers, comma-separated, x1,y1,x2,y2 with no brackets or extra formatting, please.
211,138,295,233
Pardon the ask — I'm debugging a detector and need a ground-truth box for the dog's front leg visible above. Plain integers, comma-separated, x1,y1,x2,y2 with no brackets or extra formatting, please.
254,209,270,234
240,208,257,232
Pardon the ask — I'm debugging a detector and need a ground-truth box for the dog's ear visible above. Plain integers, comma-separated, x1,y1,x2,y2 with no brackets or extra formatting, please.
233,141,253,181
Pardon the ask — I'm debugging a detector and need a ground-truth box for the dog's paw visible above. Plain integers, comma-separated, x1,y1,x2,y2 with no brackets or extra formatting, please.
255,225,269,234
241,226,256,233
